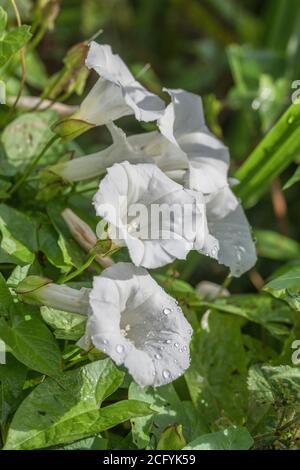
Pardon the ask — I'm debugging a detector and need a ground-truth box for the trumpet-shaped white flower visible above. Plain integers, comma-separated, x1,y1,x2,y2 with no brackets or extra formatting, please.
77,42,165,125
57,78,256,276
93,161,217,269
158,88,231,194
158,88,257,276
17,264,193,387
49,124,154,182
86,263,192,387
49,123,187,184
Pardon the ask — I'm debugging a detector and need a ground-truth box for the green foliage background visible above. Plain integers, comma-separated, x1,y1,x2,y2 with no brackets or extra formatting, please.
1,0,300,451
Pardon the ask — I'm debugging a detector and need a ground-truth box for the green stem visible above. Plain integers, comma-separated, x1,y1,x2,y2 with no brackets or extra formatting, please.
58,252,97,284
9,135,59,196
9,0,27,111
28,24,46,52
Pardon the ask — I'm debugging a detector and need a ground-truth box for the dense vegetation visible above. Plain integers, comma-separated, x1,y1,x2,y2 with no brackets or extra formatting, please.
1,0,300,451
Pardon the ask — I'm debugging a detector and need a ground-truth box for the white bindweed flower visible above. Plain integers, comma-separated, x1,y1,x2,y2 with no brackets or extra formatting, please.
49,124,154,182
17,264,193,387
77,42,165,125
85,262,192,387
158,88,257,276
158,88,230,195
48,123,187,184
93,161,217,268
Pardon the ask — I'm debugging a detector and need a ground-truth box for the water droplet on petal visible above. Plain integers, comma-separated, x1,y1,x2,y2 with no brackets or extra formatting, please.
182,345,187,352
162,369,171,380
166,339,172,344
163,307,171,315
211,246,218,257
174,342,179,348
116,344,124,354
103,339,108,345
154,353,161,360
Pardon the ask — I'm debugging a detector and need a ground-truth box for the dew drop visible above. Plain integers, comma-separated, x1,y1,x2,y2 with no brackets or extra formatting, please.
116,344,124,354
154,353,161,360
162,369,171,380
166,339,172,344
174,342,179,348
211,246,218,257
163,307,171,315
103,339,108,345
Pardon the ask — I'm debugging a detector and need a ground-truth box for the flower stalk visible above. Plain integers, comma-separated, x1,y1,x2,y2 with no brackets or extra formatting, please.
16,276,90,315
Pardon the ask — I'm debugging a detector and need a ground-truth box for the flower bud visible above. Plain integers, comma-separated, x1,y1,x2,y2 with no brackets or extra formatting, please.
62,208,113,268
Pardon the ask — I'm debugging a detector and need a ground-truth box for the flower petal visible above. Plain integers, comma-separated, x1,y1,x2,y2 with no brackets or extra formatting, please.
93,161,203,268
206,189,257,277
78,78,131,126
158,88,230,194
86,263,192,386
83,42,165,123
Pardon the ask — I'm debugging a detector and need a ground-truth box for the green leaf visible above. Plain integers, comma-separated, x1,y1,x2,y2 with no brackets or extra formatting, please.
0,203,37,264
62,435,108,450
247,365,300,434
0,354,27,425
1,111,65,167
0,218,34,264
4,360,152,450
0,272,14,316
129,383,208,449
0,7,7,36
184,426,253,450
38,223,72,273
40,306,86,341
47,200,87,269
208,294,294,338
0,25,32,67
255,230,300,260
284,165,300,190
0,303,62,377
264,267,300,310
7,264,31,287
0,204,37,252
235,101,300,207
157,424,186,450
185,311,248,427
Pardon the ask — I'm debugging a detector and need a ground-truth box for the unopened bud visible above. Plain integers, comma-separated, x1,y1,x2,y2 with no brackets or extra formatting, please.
62,208,113,268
